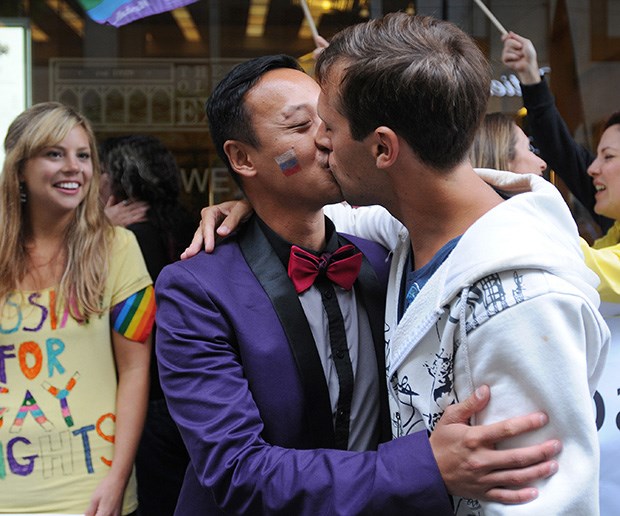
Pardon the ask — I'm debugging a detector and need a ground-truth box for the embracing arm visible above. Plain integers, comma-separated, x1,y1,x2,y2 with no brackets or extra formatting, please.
181,200,252,258
85,332,151,516
323,203,403,250
461,287,607,514
431,385,560,504
181,201,404,259
155,264,452,515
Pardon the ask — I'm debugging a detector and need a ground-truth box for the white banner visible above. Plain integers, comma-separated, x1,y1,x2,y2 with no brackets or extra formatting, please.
594,302,620,516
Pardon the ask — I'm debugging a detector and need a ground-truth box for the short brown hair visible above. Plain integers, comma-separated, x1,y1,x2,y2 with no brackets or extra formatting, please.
315,13,491,171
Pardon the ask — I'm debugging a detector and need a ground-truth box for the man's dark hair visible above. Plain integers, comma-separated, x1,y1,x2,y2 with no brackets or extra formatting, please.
206,54,303,187
315,13,491,171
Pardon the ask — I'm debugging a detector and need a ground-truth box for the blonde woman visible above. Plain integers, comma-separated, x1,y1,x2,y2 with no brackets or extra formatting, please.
0,102,154,515
469,112,547,175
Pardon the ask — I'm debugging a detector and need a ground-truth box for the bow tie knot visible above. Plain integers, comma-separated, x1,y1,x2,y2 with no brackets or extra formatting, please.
288,244,362,294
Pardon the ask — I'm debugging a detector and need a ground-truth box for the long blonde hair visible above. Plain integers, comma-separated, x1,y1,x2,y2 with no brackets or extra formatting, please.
0,102,112,321
469,112,517,171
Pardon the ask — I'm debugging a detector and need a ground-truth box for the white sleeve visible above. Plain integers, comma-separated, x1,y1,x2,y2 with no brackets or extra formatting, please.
323,203,404,251
456,288,607,515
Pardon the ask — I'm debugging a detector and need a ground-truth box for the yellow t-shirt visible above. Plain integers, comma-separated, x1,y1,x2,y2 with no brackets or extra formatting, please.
580,220,620,303
0,228,152,515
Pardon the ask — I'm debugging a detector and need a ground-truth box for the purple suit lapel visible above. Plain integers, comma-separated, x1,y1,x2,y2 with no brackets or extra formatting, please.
239,218,336,449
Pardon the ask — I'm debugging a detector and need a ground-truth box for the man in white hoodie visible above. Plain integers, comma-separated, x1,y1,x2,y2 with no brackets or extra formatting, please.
313,12,610,516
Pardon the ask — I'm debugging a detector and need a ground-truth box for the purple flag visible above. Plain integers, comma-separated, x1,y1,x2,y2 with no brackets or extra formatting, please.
78,0,199,27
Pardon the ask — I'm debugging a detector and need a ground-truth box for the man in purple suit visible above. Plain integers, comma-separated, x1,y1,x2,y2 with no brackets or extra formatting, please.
155,55,560,515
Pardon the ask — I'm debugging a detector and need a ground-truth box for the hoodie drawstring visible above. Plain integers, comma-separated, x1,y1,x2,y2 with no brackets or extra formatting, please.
459,286,469,349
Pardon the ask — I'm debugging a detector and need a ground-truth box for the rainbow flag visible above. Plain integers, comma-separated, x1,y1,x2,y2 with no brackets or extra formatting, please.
78,0,198,27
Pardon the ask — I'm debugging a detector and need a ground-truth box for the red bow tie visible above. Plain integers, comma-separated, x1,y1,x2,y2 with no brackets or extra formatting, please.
288,244,363,294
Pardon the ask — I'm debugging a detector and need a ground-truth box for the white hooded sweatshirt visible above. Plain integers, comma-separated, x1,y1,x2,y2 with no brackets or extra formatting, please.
325,169,609,515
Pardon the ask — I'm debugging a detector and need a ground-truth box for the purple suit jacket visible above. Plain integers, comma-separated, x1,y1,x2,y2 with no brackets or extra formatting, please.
155,216,451,515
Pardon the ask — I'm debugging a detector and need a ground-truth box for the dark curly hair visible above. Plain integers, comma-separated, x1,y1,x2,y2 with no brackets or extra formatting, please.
99,135,192,261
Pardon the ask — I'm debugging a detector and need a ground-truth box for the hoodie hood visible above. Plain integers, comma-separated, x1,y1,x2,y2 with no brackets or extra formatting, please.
438,169,600,308
387,168,602,376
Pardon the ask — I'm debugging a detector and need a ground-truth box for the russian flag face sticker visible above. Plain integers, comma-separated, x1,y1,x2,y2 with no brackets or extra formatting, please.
275,149,302,176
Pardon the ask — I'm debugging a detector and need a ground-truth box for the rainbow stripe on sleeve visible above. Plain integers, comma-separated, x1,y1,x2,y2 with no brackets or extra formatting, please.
111,286,156,342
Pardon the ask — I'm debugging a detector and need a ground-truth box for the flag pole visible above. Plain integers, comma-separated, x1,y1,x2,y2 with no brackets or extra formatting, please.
299,0,320,46
472,0,507,36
